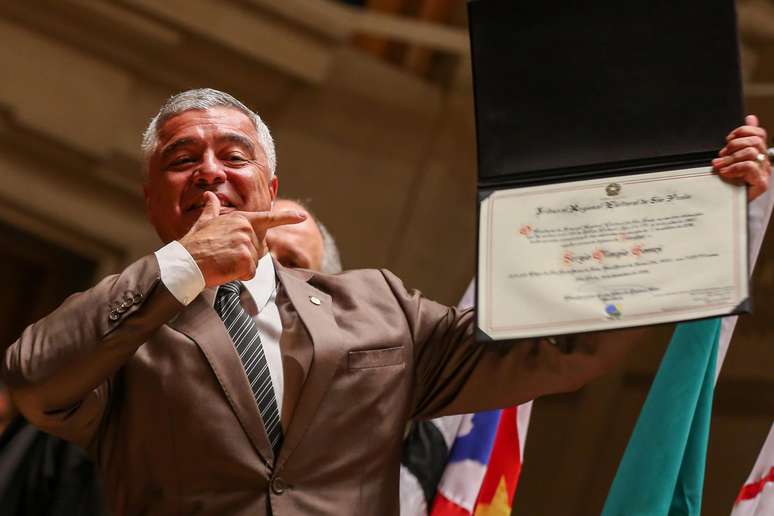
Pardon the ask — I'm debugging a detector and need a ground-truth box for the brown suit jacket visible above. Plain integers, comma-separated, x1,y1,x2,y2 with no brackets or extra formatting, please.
1,255,636,515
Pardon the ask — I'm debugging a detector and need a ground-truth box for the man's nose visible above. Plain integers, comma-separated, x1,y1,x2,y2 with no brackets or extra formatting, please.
192,151,226,186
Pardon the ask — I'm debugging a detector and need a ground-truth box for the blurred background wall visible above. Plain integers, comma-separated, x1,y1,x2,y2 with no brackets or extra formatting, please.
0,0,477,306
0,1,773,514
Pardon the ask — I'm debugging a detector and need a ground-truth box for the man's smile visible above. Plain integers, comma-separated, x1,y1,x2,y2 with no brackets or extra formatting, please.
187,193,237,212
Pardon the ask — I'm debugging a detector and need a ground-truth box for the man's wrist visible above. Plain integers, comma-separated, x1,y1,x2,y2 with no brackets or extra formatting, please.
154,240,206,305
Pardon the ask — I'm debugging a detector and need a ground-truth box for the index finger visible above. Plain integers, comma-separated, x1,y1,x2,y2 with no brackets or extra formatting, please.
238,209,307,232
727,124,767,141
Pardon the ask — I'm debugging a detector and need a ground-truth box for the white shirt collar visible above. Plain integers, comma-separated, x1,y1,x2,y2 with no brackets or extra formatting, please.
242,253,277,312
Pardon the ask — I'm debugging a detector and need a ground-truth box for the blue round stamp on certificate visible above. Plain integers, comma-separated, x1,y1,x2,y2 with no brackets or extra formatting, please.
605,304,622,319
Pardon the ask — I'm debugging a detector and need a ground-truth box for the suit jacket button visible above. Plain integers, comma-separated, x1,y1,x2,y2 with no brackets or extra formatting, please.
271,477,287,495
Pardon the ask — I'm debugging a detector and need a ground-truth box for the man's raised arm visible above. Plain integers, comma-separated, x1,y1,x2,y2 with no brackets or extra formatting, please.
1,255,180,447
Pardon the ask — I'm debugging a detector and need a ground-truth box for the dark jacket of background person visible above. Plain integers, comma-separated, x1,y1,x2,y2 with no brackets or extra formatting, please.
0,415,108,515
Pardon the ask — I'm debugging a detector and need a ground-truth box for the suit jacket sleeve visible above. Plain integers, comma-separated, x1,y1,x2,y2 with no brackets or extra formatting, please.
1,254,182,448
378,270,643,419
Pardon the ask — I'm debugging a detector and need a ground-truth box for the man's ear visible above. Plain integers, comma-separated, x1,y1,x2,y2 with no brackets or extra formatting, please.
142,183,154,223
269,175,279,200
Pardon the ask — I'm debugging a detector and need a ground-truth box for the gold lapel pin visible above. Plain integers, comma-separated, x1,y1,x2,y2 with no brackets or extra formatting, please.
309,296,321,306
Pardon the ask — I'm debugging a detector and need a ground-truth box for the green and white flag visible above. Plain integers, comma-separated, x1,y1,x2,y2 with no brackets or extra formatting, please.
604,176,774,516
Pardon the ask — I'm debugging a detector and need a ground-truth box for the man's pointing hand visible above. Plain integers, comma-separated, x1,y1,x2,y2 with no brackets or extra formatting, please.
179,192,306,287
237,208,309,236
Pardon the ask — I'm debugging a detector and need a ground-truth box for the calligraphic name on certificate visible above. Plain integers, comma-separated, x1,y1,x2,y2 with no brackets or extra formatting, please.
477,167,747,340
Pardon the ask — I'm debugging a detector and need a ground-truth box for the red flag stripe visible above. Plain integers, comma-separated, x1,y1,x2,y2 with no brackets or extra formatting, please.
737,466,774,502
474,406,521,510
432,493,473,516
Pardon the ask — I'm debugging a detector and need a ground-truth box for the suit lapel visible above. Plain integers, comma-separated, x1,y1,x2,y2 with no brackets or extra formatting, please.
169,288,274,465
276,288,313,430
275,265,348,470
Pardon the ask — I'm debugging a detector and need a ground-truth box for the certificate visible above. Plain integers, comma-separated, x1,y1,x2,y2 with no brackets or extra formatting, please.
477,167,748,340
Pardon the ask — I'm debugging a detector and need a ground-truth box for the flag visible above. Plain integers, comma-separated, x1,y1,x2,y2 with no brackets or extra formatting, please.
732,425,774,515
472,406,523,516
427,403,533,516
400,415,466,515
602,318,721,516
431,411,501,515
728,182,774,515
400,282,532,516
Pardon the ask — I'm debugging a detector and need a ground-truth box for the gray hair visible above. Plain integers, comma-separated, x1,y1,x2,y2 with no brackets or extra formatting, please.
317,219,343,274
141,88,276,177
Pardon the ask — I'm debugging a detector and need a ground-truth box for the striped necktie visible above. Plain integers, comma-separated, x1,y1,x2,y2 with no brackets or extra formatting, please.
215,281,282,454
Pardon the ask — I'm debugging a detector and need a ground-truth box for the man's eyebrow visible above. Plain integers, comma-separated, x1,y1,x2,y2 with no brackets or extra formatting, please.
160,137,197,160
217,133,256,155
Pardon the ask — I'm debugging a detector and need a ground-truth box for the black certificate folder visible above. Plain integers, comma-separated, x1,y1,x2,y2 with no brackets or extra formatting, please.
470,0,750,341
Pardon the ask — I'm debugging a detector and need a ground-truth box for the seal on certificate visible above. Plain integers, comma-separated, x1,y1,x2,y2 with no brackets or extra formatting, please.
606,183,621,196
605,304,622,319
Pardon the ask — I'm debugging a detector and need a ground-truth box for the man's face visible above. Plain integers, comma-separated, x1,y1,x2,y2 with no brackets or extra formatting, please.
144,107,278,243
266,199,324,271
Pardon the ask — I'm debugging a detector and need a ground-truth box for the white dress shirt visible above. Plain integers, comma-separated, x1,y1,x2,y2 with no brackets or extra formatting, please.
155,241,284,414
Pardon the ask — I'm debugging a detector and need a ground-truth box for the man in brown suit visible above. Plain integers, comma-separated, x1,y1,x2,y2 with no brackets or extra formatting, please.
1,89,770,515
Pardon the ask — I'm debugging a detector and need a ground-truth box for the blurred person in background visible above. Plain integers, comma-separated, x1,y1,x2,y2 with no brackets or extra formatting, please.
0,383,108,515
267,198,342,274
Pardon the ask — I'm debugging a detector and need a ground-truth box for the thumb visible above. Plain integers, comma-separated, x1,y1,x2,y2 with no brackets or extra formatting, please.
746,114,760,127
198,191,221,223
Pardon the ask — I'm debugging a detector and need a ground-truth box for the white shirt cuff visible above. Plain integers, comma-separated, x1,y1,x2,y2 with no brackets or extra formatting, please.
154,241,205,306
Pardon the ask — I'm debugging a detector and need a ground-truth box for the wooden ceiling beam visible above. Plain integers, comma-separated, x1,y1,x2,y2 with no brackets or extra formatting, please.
355,8,468,54
248,0,469,55
403,0,456,76
122,0,334,84
356,0,408,58
746,82,774,97
66,0,181,46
